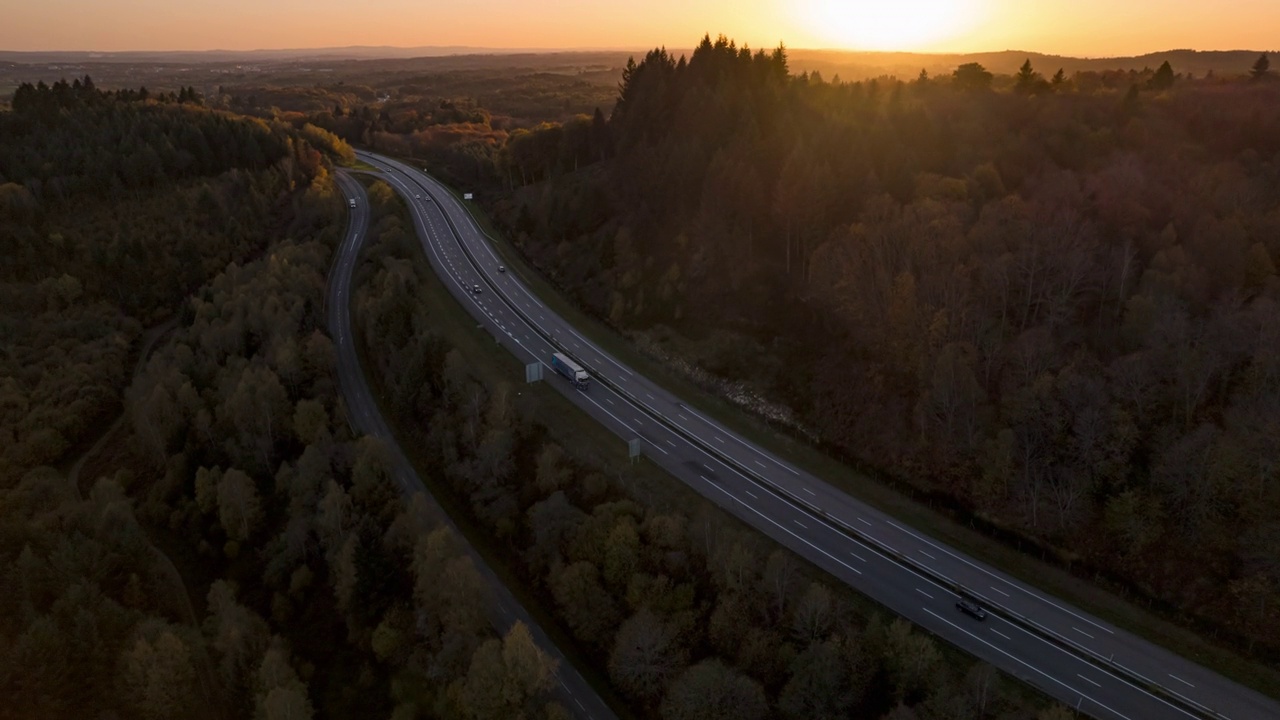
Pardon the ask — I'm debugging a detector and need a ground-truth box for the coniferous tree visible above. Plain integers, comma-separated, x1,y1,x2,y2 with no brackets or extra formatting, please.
1251,53,1271,81
1149,60,1176,90
1015,59,1040,94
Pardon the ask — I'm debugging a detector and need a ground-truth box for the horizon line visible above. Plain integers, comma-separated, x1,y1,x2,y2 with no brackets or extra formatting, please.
2,44,1276,62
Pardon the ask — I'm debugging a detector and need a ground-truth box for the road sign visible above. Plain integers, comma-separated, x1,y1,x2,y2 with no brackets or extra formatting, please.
525,362,543,383
629,438,641,462
463,192,474,200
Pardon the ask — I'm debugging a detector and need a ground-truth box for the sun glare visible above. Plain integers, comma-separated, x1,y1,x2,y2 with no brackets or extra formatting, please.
800,0,983,51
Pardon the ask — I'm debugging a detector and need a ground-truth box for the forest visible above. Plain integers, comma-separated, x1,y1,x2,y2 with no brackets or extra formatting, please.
0,81,560,719
0,80,1056,717
5,37,1278,714
361,36,1280,663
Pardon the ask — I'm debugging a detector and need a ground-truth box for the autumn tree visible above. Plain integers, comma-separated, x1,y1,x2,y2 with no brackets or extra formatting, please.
660,659,768,720
609,608,685,703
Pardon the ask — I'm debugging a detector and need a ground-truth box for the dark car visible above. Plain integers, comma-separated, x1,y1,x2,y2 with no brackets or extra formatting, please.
956,599,987,620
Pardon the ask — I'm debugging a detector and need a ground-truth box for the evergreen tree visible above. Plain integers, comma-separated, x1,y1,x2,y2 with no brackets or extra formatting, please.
1149,60,1176,90
1251,53,1271,81
1015,58,1040,94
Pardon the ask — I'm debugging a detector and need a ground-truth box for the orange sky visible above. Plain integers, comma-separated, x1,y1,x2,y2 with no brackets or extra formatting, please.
3,0,1277,56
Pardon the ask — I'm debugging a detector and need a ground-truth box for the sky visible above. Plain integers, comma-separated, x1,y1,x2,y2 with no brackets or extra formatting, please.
3,0,1278,56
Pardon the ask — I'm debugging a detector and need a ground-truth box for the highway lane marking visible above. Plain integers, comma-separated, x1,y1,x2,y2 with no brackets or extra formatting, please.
704,463,715,472
646,441,669,456
666,440,677,448
990,586,1011,598
605,398,614,406
803,487,816,496
1077,674,1101,688
1072,627,1095,640
1168,674,1194,688
884,519,1116,636
708,483,861,576
677,413,688,420
922,608,1136,720
916,588,935,599
999,612,1202,720
992,629,1011,640
646,392,655,399
857,518,872,526
919,550,937,560
849,550,866,562
714,436,724,443
675,402,803,477
745,490,758,499
794,520,807,529
754,460,766,468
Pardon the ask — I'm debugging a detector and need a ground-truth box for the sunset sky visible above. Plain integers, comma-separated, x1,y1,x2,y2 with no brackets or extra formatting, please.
4,0,1277,56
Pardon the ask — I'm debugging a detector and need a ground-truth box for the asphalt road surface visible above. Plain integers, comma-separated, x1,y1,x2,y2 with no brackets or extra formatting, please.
329,172,616,720
356,151,1280,720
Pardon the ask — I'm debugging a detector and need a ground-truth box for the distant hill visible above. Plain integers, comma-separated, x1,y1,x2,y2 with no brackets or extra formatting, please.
0,46,638,64
785,48,1278,80
0,46,1273,79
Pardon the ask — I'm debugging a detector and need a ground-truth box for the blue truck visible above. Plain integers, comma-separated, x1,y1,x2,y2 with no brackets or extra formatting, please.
551,352,590,389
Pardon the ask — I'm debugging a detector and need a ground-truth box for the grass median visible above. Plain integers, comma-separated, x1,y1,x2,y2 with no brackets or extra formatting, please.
421,168,1280,700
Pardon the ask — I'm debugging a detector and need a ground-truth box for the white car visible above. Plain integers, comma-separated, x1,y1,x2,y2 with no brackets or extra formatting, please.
472,284,482,294
498,266,506,273
348,199,356,208
415,194,421,199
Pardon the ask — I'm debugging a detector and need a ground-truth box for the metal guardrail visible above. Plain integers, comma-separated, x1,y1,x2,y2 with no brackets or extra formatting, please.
386,154,1223,720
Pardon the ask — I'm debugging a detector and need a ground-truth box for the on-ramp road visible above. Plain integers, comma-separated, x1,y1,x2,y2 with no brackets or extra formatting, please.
329,171,616,720
357,151,1280,720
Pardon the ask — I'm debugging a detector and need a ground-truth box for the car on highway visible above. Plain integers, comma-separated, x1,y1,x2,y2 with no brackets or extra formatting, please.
348,198,356,208
472,284,482,294
498,265,505,273
415,194,421,199
956,599,987,620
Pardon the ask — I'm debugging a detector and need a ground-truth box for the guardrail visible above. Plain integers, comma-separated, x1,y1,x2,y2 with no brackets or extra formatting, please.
383,153,1223,720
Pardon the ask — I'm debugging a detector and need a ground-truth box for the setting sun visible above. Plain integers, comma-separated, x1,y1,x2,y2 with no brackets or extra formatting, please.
799,0,985,50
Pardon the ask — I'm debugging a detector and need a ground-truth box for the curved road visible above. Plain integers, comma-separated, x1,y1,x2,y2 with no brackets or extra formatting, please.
357,151,1279,720
329,172,616,720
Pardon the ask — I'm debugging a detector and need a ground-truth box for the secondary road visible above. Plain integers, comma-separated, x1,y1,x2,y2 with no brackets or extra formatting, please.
329,172,616,720
359,151,1280,720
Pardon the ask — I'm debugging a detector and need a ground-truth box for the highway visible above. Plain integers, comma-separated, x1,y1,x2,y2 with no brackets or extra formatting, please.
328,172,617,720
356,150,1280,720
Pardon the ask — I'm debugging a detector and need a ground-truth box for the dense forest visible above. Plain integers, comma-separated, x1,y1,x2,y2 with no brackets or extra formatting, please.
355,182,1059,719
380,37,1280,660
0,78,352,481
0,82,560,719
